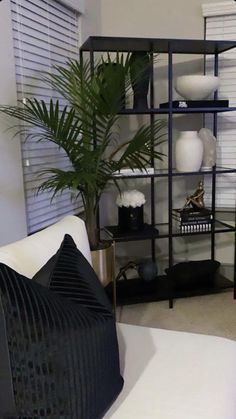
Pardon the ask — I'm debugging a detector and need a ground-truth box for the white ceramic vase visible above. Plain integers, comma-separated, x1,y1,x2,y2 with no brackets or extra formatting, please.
198,127,217,170
175,131,203,172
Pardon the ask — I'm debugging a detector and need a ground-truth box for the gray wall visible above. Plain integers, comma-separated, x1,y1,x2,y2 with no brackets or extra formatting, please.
80,0,102,43
0,1,27,245
101,0,221,39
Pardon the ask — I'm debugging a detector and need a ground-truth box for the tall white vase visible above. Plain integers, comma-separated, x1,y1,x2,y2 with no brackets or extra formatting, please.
175,130,203,172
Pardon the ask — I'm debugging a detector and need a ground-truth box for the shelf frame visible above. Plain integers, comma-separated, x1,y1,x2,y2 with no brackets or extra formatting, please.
80,36,236,309
150,43,156,262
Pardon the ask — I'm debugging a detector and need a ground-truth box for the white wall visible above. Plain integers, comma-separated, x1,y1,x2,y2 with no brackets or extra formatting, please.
0,1,27,245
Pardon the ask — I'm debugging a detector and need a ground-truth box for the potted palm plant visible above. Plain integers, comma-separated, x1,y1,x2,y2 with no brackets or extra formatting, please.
0,54,166,267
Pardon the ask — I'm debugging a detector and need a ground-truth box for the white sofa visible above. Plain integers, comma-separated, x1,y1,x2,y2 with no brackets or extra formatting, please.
0,215,236,419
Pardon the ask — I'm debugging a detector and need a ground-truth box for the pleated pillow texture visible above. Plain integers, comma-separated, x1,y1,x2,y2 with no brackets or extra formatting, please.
0,236,123,419
33,234,113,316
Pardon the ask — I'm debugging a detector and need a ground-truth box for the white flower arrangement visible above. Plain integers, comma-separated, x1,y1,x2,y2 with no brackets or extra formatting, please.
116,189,146,208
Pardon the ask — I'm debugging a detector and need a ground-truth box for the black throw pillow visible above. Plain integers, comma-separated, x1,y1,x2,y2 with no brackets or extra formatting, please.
0,263,124,419
165,259,220,289
33,234,112,317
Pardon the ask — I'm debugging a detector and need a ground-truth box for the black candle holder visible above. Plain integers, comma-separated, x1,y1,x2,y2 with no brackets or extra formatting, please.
118,205,144,231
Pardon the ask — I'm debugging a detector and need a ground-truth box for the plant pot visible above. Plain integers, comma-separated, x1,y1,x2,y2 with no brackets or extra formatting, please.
91,242,115,286
118,205,144,231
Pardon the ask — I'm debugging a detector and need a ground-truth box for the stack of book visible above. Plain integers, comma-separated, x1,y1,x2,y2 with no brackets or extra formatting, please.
172,208,213,233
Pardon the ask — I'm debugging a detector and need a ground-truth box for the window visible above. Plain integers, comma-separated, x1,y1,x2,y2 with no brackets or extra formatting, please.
203,3,236,208
10,0,83,232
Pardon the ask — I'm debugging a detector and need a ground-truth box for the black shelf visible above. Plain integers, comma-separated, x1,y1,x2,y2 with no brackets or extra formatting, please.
103,224,159,242
118,106,236,115
105,274,233,306
81,36,236,54
81,35,236,308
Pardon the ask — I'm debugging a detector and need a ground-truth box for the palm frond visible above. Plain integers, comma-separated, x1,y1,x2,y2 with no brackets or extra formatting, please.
111,119,166,170
0,53,167,249
0,99,83,162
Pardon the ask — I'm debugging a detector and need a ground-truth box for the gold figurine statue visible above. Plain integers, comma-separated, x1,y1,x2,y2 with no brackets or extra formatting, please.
183,180,205,210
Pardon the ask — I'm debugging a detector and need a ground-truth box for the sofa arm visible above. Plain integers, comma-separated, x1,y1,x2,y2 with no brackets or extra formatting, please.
0,215,91,278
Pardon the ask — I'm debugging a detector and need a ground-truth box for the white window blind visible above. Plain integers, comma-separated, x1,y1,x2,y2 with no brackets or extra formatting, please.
204,11,236,208
10,0,83,233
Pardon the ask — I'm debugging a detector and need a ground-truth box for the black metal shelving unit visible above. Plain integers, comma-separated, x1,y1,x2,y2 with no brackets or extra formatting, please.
80,36,236,308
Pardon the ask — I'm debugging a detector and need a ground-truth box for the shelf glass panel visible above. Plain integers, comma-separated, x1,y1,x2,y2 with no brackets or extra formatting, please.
171,167,236,176
157,220,236,238
112,166,236,179
102,220,235,242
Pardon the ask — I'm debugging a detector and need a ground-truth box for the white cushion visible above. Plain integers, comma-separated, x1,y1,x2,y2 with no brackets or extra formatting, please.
105,323,236,419
0,215,91,278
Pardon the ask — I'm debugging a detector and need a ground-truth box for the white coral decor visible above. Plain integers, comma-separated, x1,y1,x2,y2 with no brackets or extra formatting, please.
116,190,146,208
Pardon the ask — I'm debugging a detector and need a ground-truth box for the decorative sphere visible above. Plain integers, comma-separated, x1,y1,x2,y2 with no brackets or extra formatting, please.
138,260,158,281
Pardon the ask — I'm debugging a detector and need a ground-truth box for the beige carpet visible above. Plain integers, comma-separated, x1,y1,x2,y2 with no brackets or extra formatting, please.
118,289,236,341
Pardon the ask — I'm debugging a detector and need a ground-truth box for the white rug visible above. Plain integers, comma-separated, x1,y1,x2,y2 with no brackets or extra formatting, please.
118,289,236,341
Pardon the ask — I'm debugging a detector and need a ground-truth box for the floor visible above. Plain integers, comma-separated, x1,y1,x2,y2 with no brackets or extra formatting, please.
118,289,236,341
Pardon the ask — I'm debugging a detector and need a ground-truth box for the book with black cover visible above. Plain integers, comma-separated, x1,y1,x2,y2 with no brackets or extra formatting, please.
160,100,229,109
172,208,213,222
173,217,212,225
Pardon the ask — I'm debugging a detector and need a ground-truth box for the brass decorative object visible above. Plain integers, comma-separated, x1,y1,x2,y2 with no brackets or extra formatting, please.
183,180,205,210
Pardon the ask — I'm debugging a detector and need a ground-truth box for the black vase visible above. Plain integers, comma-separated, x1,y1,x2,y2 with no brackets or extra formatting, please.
129,51,151,110
118,206,144,232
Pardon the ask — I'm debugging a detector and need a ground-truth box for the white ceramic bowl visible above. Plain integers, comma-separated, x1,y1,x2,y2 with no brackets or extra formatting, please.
175,75,220,100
